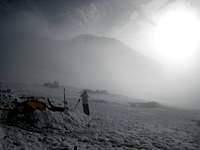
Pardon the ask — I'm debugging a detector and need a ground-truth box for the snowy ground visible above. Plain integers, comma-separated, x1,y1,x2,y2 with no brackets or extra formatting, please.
0,82,200,150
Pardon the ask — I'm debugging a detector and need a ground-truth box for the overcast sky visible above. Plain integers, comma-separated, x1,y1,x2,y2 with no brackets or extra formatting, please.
0,0,169,38
0,0,198,42
1,0,199,56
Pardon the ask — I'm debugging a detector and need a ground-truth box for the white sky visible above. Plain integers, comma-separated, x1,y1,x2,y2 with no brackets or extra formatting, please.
110,0,200,67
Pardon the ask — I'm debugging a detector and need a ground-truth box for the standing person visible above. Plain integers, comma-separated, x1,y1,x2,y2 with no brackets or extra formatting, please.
80,90,90,116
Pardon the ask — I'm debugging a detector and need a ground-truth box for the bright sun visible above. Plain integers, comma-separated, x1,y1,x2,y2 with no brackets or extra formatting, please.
153,5,200,66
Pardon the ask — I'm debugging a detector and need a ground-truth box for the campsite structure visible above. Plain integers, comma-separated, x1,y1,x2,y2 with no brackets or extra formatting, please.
0,89,66,121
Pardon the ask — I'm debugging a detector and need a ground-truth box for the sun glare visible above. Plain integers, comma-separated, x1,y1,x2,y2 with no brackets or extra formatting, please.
153,5,200,66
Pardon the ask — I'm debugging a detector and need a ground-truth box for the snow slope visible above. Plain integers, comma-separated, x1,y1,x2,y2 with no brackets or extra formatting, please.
0,82,200,150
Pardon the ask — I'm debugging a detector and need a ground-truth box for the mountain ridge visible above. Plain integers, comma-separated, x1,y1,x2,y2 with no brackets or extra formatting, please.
0,33,162,96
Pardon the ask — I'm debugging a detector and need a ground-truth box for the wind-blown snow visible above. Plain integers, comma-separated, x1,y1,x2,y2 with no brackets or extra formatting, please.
0,82,200,150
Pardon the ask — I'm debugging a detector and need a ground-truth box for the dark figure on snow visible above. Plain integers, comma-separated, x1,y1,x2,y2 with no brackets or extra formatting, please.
80,90,90,116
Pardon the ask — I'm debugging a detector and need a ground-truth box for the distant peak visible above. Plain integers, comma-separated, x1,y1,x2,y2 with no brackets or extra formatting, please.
73,34,123,43
74,34,110,41
76,34,97,39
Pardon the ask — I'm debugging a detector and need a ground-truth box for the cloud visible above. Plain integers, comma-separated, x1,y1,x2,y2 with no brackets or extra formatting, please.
0,0,156,38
